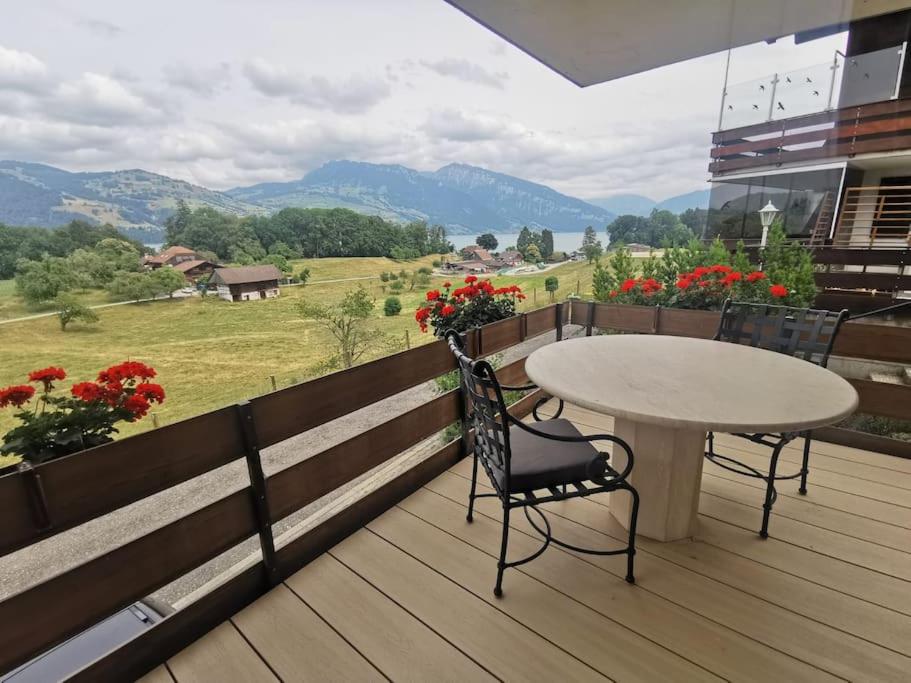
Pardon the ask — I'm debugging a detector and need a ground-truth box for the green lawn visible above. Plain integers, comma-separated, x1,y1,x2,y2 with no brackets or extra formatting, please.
0,257,595,453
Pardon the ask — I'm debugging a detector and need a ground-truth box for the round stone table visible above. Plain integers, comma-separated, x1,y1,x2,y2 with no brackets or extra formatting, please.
525,335,859,542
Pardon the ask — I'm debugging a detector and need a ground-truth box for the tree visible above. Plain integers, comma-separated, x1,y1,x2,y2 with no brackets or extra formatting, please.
149,267,187,298
389,279,405,293
541,229,554,259
107,271,156,302
384,296,402,316
524,243,543,263
298,267,311,286
15,256,75,306
476,233,498,251
544,275,559,301
56,295,99,331
581,226,603,264
298,286,377,368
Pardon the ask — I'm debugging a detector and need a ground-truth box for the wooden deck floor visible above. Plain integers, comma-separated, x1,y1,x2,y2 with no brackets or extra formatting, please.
145,402,911,682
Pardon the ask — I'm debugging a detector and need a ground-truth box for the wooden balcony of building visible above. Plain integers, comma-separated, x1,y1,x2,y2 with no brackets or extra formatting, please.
149,399,911,682
2,302,910,681
709,98,911,176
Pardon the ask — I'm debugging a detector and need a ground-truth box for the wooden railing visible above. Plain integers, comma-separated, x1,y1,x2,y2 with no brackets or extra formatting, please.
0,304,568,680
709,98,911,175
2,299,909,679
833,186,911,248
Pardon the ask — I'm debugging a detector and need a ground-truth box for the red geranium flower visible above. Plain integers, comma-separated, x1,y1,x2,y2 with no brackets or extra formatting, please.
123,394,151,419
464,275,478,284
98,361,156,385
135,382,166,403
0,384,35,408
28,366,66,391
620,278,637,293
608,290,618,299
721,271,743,286
675,279,691,290
426,290,440,301
769,284,788,298
692,266,710,277
71,382,105,403
440,304,456,317
746,271,767,282
710,264,733,274
443,281,451,288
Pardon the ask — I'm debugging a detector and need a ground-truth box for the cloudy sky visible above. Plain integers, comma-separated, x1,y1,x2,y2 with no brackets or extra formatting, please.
0,0,846,200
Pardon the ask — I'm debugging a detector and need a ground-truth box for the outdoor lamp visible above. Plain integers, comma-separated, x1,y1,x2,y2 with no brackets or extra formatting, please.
758,201,779,247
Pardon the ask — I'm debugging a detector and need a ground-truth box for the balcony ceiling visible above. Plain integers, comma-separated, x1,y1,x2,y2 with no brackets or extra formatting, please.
445,0,911,86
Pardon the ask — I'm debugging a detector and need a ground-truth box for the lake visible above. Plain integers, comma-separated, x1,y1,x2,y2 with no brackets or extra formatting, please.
448,232,589,254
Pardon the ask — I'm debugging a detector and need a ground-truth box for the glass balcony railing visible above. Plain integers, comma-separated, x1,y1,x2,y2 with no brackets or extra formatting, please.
718,43,906,130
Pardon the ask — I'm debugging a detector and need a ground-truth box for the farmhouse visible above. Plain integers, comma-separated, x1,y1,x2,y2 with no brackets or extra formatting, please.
210,265,282,302
172,259,217,282
143,245,199,268
499,249,523,266
460,245,493,261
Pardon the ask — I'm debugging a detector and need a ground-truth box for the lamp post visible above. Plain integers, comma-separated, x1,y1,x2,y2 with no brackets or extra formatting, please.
758,200,780,247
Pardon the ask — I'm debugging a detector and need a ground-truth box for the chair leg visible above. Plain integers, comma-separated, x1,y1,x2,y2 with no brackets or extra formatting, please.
494,504,510,597
466,454,479,523
799,431,812,495
760,442,785,538
625,487,639,584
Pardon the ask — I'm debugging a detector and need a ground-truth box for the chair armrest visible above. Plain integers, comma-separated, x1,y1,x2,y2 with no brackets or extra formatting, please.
506,413,634,480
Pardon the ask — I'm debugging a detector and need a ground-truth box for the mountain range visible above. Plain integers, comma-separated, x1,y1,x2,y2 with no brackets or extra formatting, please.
0,159,708,242
588,190,711,217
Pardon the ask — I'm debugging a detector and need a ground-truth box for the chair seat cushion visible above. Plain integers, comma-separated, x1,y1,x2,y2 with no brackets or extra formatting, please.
495,418,607,494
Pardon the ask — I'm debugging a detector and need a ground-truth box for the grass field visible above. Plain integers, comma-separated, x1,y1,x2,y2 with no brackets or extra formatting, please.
0,257,596,457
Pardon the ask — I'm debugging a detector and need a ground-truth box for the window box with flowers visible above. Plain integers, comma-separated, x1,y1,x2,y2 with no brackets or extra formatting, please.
415,275,527,336
0,361,165,466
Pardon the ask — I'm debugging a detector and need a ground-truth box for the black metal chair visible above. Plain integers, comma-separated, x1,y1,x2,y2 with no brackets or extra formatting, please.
446,330,640,596
706,299,849,537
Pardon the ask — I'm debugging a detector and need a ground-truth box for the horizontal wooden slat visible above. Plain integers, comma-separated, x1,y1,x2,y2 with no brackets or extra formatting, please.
570,299,589,326
593,303,658,333
0,489,258,675
497,357,531,387
250,336,462,447
525,304,557,337
479,315,524,355
835,322,911,364
657,308,719,338
815,426,911,461
848,378,911,421
816,272,911,290
267,391,462,522
0,406,244,558
812,248,910,266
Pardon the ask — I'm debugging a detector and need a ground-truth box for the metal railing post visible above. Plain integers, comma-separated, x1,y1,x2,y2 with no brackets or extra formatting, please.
554,302,564,341
236,401,279,586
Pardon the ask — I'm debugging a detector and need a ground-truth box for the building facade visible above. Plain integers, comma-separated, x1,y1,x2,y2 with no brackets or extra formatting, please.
210,265,282,302
705,11,911,249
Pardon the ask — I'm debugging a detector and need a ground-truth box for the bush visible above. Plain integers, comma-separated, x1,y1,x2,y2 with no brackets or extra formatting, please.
56,296,99,331
390,279,405,293
431,260,442,268
384,296,402,316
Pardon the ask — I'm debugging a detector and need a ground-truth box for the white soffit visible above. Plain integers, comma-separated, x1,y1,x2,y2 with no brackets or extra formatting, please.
445,0,911,86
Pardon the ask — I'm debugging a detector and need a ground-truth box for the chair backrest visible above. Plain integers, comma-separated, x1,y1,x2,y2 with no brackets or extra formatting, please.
714,299,848,367
445,331,512,492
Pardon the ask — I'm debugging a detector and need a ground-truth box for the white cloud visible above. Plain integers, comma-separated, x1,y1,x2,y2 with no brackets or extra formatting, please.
420,58,508,89
54,72,162,125
242,58,389,113
163,62,231,96
0,45,49,93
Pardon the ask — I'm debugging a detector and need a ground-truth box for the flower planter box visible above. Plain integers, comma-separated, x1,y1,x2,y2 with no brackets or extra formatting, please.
569,301,722,338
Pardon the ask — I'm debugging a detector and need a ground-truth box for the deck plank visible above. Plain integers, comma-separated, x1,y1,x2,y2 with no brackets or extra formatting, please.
136,665,175,683
329,526,611,682
369,503,724,681
700,473,911,552
446,458,911,656
285,552,495,682
167,622,277,683
426,471,911,681
231,583,383,682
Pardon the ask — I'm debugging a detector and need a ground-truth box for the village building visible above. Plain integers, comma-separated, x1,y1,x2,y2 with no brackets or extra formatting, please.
210,265,282,302
499,249,523,266
172,259,217,282
143,246,199,269
461,245,493,261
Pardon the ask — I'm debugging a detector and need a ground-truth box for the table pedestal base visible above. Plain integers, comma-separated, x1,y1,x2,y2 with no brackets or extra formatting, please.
609,418,706,542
